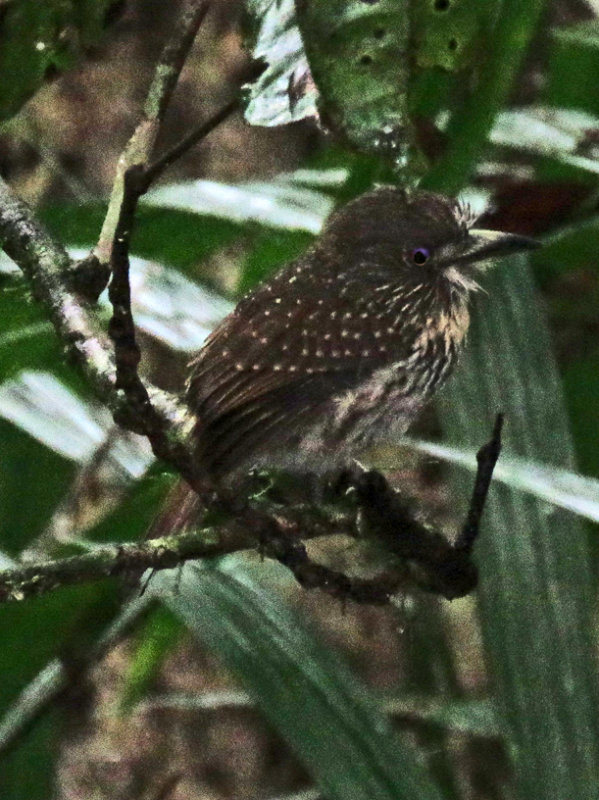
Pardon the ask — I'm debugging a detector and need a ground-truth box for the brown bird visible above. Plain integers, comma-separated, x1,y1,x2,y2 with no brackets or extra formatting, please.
187,187,538,487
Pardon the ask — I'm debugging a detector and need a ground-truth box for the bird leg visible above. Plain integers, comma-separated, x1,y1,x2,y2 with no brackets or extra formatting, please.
244,506,406,605
455,413,504,554
348,413,504,599
250,414,503,603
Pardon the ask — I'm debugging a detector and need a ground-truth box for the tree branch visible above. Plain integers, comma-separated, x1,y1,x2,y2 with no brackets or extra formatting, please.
0,176,115,395
456,413,504,553
95,0,211,269
95,1,240,483
0,174,192,464
103,90,243,480
0,0,222,483
0,404,503,607
0,503,356,604
0,0,504,612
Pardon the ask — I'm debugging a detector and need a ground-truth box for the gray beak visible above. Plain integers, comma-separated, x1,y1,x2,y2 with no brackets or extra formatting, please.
459,229,541,268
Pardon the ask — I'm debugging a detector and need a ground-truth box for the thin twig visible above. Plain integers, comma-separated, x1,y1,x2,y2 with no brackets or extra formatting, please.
247,508,404,605
290,416,503,602
105,95,238,479
144,97,241,185
100,4,240,482
456,413,504,553
106,166,196,480
95,0,210,268
150,774,184,800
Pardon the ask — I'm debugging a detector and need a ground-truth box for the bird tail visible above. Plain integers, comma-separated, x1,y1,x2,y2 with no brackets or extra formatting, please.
144,480,204,541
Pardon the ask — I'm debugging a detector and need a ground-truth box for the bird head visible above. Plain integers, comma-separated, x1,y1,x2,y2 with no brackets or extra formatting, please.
318,186,540,293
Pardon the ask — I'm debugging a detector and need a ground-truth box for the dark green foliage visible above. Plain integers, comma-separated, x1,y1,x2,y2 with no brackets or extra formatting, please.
1,2,599,799
411,0,501,71
0,0,120,121
295,0,411,155
159,562,446,800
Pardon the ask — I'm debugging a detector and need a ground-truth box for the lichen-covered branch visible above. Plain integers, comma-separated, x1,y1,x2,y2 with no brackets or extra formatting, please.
0,410,503,606
0,173,192,464
0,176,116,395
0,529,243,604
95,0,210,267
0,502,356,605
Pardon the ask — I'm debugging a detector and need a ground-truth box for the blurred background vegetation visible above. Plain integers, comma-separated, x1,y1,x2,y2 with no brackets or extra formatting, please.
0,0,598,799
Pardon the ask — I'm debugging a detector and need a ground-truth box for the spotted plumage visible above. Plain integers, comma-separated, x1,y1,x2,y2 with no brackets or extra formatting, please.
187,187,538,484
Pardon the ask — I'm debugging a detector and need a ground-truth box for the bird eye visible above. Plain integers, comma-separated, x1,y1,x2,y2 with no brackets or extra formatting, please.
411,248,430,265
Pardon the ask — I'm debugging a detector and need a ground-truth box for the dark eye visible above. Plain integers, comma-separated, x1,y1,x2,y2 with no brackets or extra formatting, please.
411,247,430,265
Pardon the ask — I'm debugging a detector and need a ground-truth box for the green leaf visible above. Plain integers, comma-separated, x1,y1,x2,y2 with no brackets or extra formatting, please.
144,173,339,234
37,202,242,274
119,606,183,713
386,695,499,739
399,439,599,524
423,0,548,194
489,106,599,174
238,227,313,294
563,352,599,479
0,276,66,385
141,689,500,738
552,19,599,50
439,257,599,799
545,18,599,116
0,595,150,800
244,0,317,126
155,560,445,800
0,370,151,473
0,0,119,122
295,0,414,166
411,0,501,71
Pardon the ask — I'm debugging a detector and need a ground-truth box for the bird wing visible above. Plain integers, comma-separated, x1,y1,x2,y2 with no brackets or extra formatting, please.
188,315,385,477
193,373,358,476
186,254,414,477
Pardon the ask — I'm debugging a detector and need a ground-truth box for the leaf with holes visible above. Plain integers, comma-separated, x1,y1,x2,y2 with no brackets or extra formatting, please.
411,0,501,71
295,0,415,166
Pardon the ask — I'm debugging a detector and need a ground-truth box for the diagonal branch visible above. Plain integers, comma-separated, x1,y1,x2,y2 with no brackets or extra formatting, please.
107,165,197,480
104,97,241,481
0,174,192,468
0,1,216,475
95,0,211,269
143,97,241,186
0,176,115,396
